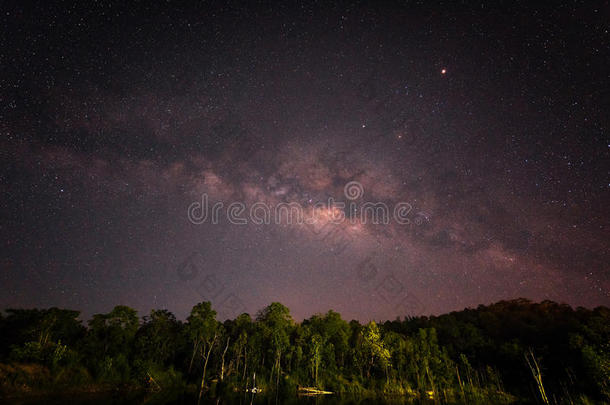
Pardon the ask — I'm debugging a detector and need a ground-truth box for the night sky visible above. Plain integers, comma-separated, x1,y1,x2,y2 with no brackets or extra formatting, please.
1,1,609,321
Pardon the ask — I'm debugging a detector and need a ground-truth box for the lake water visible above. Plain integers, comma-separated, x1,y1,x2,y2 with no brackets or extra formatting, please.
9,391,444,405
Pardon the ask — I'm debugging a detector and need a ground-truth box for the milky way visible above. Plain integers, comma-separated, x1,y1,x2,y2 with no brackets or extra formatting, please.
1,2,608,321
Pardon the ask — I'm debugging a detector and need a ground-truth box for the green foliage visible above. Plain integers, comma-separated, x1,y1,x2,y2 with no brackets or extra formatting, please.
257,302,293,386
85,305,139,362
0,299,608,403
186,302,218,345
0,308,84,360
9,339,76,371
362,321,391,380
97,354,131,383
135,309,181,366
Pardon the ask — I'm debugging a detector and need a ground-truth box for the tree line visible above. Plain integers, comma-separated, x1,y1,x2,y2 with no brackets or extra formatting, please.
0,299,608,403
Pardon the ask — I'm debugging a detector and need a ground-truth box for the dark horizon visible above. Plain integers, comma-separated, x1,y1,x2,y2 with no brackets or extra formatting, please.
2,297,604,325
1,1,609,322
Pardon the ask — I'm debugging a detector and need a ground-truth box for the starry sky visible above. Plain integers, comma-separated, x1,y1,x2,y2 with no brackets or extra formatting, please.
1,1,609,321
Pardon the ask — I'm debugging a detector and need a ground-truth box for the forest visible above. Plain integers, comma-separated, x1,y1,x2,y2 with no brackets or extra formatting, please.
0,299,608,404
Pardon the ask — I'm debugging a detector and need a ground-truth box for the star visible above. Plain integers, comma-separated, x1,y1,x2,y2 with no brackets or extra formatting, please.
0,0,606,323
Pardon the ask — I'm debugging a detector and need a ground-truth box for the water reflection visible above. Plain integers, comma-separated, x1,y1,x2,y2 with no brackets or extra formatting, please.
10,391,492,405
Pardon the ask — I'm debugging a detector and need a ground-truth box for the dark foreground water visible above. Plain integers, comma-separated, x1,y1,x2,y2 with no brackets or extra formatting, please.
7,391,486,405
